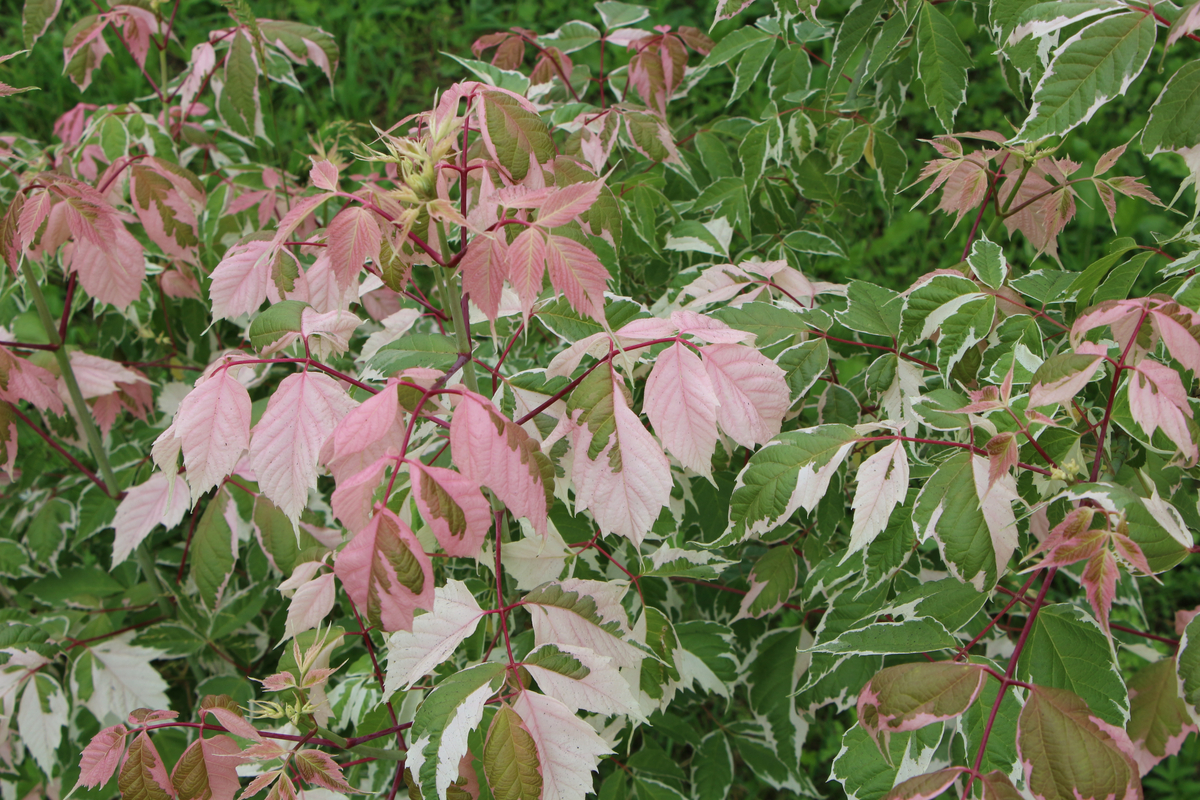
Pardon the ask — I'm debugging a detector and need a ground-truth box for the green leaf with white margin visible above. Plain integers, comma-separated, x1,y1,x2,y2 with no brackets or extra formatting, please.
728,39,776,106
1142,60,1200,156
22,0,61,48
917,2,972,132
596,0,649,29
511,689,614,800
782,230,847,258
777,339,830,402
540,20,601,53
523,643,641,719
900,274,983,345
218,32,262,141
1016,686,1140,800
692,731,734,800
723,424,858,546
1015,603,1129,727
407,662,506,800
832,722,946,800
805,617,960,656
371,332,460,374
484,705,542,800
674,620,737,697
968,235,1006,289
912,452,1020,591
443,53,531,95
1180,614,1200,725
712,301,822,348
935,294,996,378
746,628,808,786
190,487,237,610
830,0,888,85
735,545,799,620
1012,11,1157,143
702,27,771,69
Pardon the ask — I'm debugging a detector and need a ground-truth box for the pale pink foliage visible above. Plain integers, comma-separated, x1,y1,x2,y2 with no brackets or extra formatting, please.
75,724,127,789
333,507,433,632
409,462,492,557
173,365,253,500
110,472,191,565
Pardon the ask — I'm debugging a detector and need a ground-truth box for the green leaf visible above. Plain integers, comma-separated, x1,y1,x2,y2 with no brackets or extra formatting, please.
837,281,904,338
480,91,554,182
483,705,541,800
221,32,261,140
26,567,124,605
712,302,817,347
541,20,602,53
1016,687,1140,800
782,230,846,258
1126,657,1194,765
1142,60,1200,155
596,1,649,29
830,0,888,83
777,339,829,401
371,333,460,375
900,273,982,344
247,300,307,352
729,39,776,106
1180,614,1200,721
535,296,645,343
702,27,772,69
692,732,734,800
917,2,972,132
858,662,986,756
831,722,945,800
191,488,237,610
443,53,530,95
724,425,858,545
738,545,798,619
967,235,1006,289
1016,603,1129,727
1014,12,1156,143
22,0,61,48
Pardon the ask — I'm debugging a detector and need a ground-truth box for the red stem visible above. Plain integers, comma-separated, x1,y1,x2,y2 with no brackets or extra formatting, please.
7,404,112,496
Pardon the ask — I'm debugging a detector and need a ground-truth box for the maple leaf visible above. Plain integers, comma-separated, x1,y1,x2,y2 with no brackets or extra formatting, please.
76,724,128,789
384,580,487,696
333,507,433,632
250,371,357,524
1127,359,1198,464
173,364,252,501
409,462,492,557
644,340,720,478
449,390,553,537
110,472,191,565
511,690,614,800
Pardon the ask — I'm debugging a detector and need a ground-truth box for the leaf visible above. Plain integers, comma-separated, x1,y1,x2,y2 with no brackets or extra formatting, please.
333,507,433,632
806,617,960,656
568,368,671,546
858,662,986,756
23,0,62,48
701,343,790,450
1013,12,1156,143
111,472,191,565
507,226,547,321
250,371,356,524
18,672,68,776
410,463,492,557
208,237,275,320
1142,60,1200,156
917,2,972,132
129,159,204,262
967,235,1007,289
1017,686,1140,800
735,545,799,620
544,233,608,321
484,705,542,800
461,231,508,321
846,440,910,558
1016,603,1130,727
692,731,734,800
526,643,641,718
175,366,252,501
1125,657,1196,775
511,689,614,800
837,281,905,339
450,390,553,536
216,31,262,140
77,724,128,789
522,580,644,670
70,633,171,726
478,90,554,182
1028,352,1104,408
283,571,335,642
911,453,1019,592
170,734,243,800
190,488,238,610
407,662,506,800
644,341,719,478
724,424,858,546
1181,614,1200,724
118,732,174,800
326,205,380,290
384,580,487,696
1126,359,1197,463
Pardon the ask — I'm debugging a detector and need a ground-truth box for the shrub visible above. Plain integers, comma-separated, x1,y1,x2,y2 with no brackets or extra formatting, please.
1,1,1199,799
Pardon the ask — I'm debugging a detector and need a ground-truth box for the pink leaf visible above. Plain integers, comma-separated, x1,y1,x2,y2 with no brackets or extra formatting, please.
506,226,547,321
533,180,606,229
117,731,175,799
671,309,754,344
111,472,191,565
1028,354,1104,409
129,158,205,262
62,16,112,91
284,572,336,641
644,341,719,478
62,216,145,309
1094,143,1128,176
208,238,274,320
409,462,492,557
330,456,390,533
461,231,508,321
1127,359,1197,463
846,439,910,556
333,507,433,632
1148,301,1200,374
76,724,128,789
701,342,789,447
66,352,146,400
1168,2,1200,47
544,234,608,321
250,371,357,523
309,159,339,192
449,390,553,536
176,366,252,500
570,371,672,546
0,346,64,414
510,690,613,800
322,381,406,483
326,205,380,290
